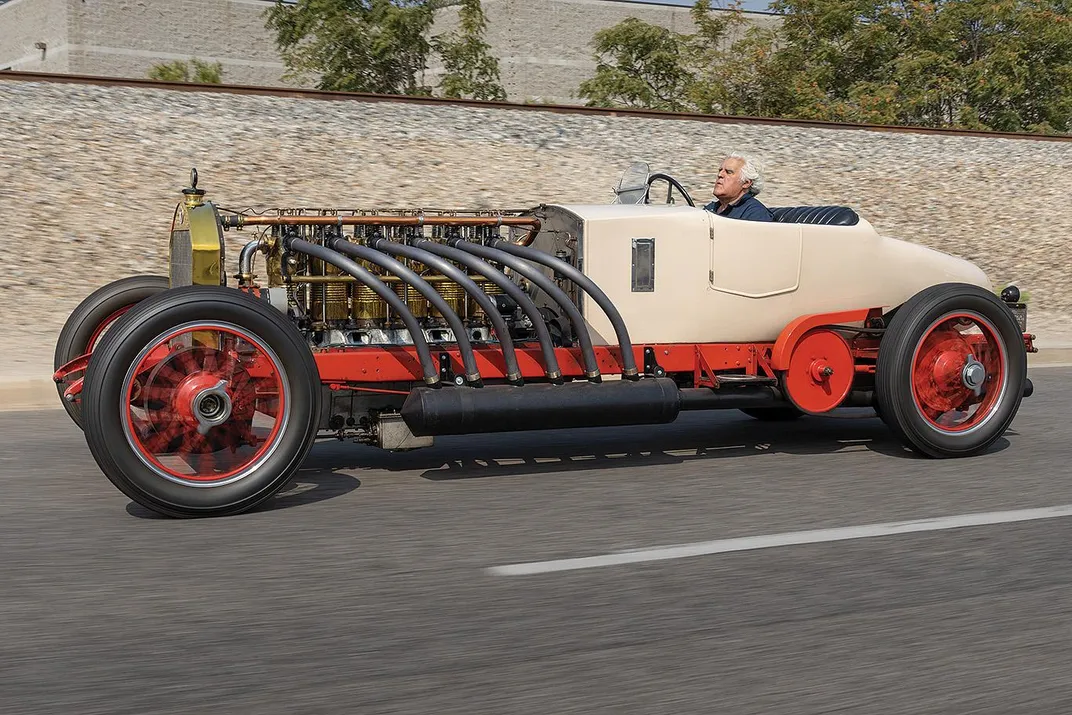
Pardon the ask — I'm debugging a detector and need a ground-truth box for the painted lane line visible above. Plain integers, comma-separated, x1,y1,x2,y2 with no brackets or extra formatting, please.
488,504,1072,576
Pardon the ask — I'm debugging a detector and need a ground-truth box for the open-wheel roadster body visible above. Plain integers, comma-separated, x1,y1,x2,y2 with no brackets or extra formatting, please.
54,165,1037,518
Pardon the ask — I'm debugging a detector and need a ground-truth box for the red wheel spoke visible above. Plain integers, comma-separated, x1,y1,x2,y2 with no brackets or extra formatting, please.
911,312,1006,433
123,323,287,485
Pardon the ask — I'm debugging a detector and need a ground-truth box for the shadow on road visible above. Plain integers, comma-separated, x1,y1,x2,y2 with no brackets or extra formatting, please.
124,470,362,519
299,409,1012,482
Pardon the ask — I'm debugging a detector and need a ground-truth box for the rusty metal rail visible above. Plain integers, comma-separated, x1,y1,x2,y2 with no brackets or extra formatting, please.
2,70,1070,142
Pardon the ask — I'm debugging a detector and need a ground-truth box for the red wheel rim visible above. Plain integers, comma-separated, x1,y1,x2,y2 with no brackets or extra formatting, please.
910,311,1007,433
88,306,133,351
121,321,289,487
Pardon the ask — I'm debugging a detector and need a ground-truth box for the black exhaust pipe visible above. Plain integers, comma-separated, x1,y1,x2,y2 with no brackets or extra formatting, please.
329,236,483,386
369,237,524,385
401,377,681,436
489,238,640,380
449,238,603,382
285,237,440,386
411,237,563,383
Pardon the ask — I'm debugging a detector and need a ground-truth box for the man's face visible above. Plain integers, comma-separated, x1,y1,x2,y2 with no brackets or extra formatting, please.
713,157,749,201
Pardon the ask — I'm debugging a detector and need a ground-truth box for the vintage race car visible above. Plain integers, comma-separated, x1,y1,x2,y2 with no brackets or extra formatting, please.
53,165,1037,518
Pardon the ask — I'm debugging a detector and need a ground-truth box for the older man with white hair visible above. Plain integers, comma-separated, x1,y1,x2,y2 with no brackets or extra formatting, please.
703,153,774,222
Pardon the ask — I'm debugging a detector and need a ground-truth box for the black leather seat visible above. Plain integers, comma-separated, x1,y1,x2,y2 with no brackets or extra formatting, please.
770,205,860,226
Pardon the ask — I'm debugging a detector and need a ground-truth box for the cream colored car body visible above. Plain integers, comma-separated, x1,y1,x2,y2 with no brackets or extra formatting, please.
528,203,992,346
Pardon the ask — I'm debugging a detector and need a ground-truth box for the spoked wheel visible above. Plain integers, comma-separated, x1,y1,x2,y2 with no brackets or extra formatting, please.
875,283,1027,457
54,275,170,428
81,286,321,518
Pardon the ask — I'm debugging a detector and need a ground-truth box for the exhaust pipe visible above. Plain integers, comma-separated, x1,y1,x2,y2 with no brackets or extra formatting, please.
368,236,524,385
328,236,483,386
402,377,682,436
449,238,603,382
488,238,640,380
285,237,441,386
411,237,563,383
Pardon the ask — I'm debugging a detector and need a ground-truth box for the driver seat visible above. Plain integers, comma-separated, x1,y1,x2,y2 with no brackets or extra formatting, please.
770,205,859,226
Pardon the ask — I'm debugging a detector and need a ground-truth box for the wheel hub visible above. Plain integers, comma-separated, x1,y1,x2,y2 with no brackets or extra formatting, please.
191,380,233,433
961,355,986,395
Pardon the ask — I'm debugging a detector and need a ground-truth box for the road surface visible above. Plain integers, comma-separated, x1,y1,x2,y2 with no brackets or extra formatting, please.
3,367,1070,714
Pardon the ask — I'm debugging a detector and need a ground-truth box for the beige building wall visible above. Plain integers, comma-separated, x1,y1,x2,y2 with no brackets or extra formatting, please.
0,0,778,101
0,0,70,73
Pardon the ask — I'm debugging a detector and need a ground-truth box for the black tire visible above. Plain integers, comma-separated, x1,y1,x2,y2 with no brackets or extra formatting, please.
54,275,170,428
740,406,803,421
874,282,1026,458
81,285,322,518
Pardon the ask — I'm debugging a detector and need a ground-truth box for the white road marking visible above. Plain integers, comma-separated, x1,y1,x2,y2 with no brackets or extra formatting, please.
488,504,1072,576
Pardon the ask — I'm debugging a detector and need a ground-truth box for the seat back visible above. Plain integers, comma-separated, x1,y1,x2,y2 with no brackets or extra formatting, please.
770,205,860,226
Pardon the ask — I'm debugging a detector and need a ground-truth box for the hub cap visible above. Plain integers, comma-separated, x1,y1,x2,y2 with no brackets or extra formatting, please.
121,322,289,487
910,312,1007,433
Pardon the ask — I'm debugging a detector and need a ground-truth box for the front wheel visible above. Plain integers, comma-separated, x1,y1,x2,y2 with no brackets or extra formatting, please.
874,282,1027,458
54,275,170,428
81,285,322,518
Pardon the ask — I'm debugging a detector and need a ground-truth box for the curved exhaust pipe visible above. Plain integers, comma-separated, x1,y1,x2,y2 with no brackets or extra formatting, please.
328,236,483,386
285,237,441,386
488,238,640,380
411,237,563,383
448,238,603,383
367,236,523,385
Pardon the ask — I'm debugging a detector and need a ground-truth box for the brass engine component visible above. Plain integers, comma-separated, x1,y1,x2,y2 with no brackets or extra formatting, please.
309,252,350,323
168,169,225,288
352,283,387,323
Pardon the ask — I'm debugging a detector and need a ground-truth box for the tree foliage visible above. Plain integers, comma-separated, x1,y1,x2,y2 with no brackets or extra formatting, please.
148,59,223,84
432,0,506,100
577,0,1072,134
263,0,505,100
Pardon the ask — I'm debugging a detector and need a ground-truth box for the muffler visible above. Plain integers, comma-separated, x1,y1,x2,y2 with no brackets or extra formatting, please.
401,377,682,436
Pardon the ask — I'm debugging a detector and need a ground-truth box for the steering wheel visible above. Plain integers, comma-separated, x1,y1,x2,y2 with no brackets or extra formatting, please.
645,172,695,207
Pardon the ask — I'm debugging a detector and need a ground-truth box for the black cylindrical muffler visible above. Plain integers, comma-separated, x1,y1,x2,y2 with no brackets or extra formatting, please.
401,377,682,436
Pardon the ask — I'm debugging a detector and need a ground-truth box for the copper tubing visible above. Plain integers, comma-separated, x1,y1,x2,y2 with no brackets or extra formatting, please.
224,214,540,244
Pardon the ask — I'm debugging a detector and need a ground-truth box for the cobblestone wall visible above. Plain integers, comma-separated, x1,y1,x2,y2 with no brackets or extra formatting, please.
1,77,1070,374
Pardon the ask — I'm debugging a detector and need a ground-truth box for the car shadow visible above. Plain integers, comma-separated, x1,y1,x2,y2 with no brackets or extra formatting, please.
303,409,1013,482
124,469,362,519
123,409,1015,517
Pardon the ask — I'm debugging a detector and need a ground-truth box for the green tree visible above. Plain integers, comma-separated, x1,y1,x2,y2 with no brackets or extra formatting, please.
148,59,223,84
576,0,1072,134
432,0,506,100
576,17,695,110
264,0,437,94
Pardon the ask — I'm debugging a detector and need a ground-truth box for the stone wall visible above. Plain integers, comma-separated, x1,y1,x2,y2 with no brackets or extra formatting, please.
1,76,1070,375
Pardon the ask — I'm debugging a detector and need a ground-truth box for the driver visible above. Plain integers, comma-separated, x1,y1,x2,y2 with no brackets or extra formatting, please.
703,154,773,222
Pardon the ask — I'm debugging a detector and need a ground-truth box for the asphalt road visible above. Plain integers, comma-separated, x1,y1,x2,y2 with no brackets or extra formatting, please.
3,367,1072,714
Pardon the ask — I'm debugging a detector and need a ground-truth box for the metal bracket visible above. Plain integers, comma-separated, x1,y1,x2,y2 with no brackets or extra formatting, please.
439,352,464,386
643,346,665,377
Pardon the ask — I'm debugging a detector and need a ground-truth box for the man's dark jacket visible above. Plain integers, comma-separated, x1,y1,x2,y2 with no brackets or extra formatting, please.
703,193,774,222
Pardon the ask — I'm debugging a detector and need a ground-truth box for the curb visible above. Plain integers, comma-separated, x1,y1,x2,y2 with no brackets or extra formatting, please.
6,348,1071,414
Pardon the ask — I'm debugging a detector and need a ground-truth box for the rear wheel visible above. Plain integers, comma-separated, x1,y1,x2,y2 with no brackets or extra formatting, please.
54,275,170,428
874,283,1026,457
81,285,322,518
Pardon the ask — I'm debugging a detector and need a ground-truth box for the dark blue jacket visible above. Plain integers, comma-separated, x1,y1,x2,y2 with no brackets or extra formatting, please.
703,193,774,222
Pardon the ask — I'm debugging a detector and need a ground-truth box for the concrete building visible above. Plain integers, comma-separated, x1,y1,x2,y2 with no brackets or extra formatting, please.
0,0,779,104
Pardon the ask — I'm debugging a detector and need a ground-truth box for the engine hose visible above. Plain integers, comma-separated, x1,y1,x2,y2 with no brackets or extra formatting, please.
328,237,483,386
488,238,640,380
448,238,602,382
411,238,563,383
285,237,441,387
369,237,523,385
